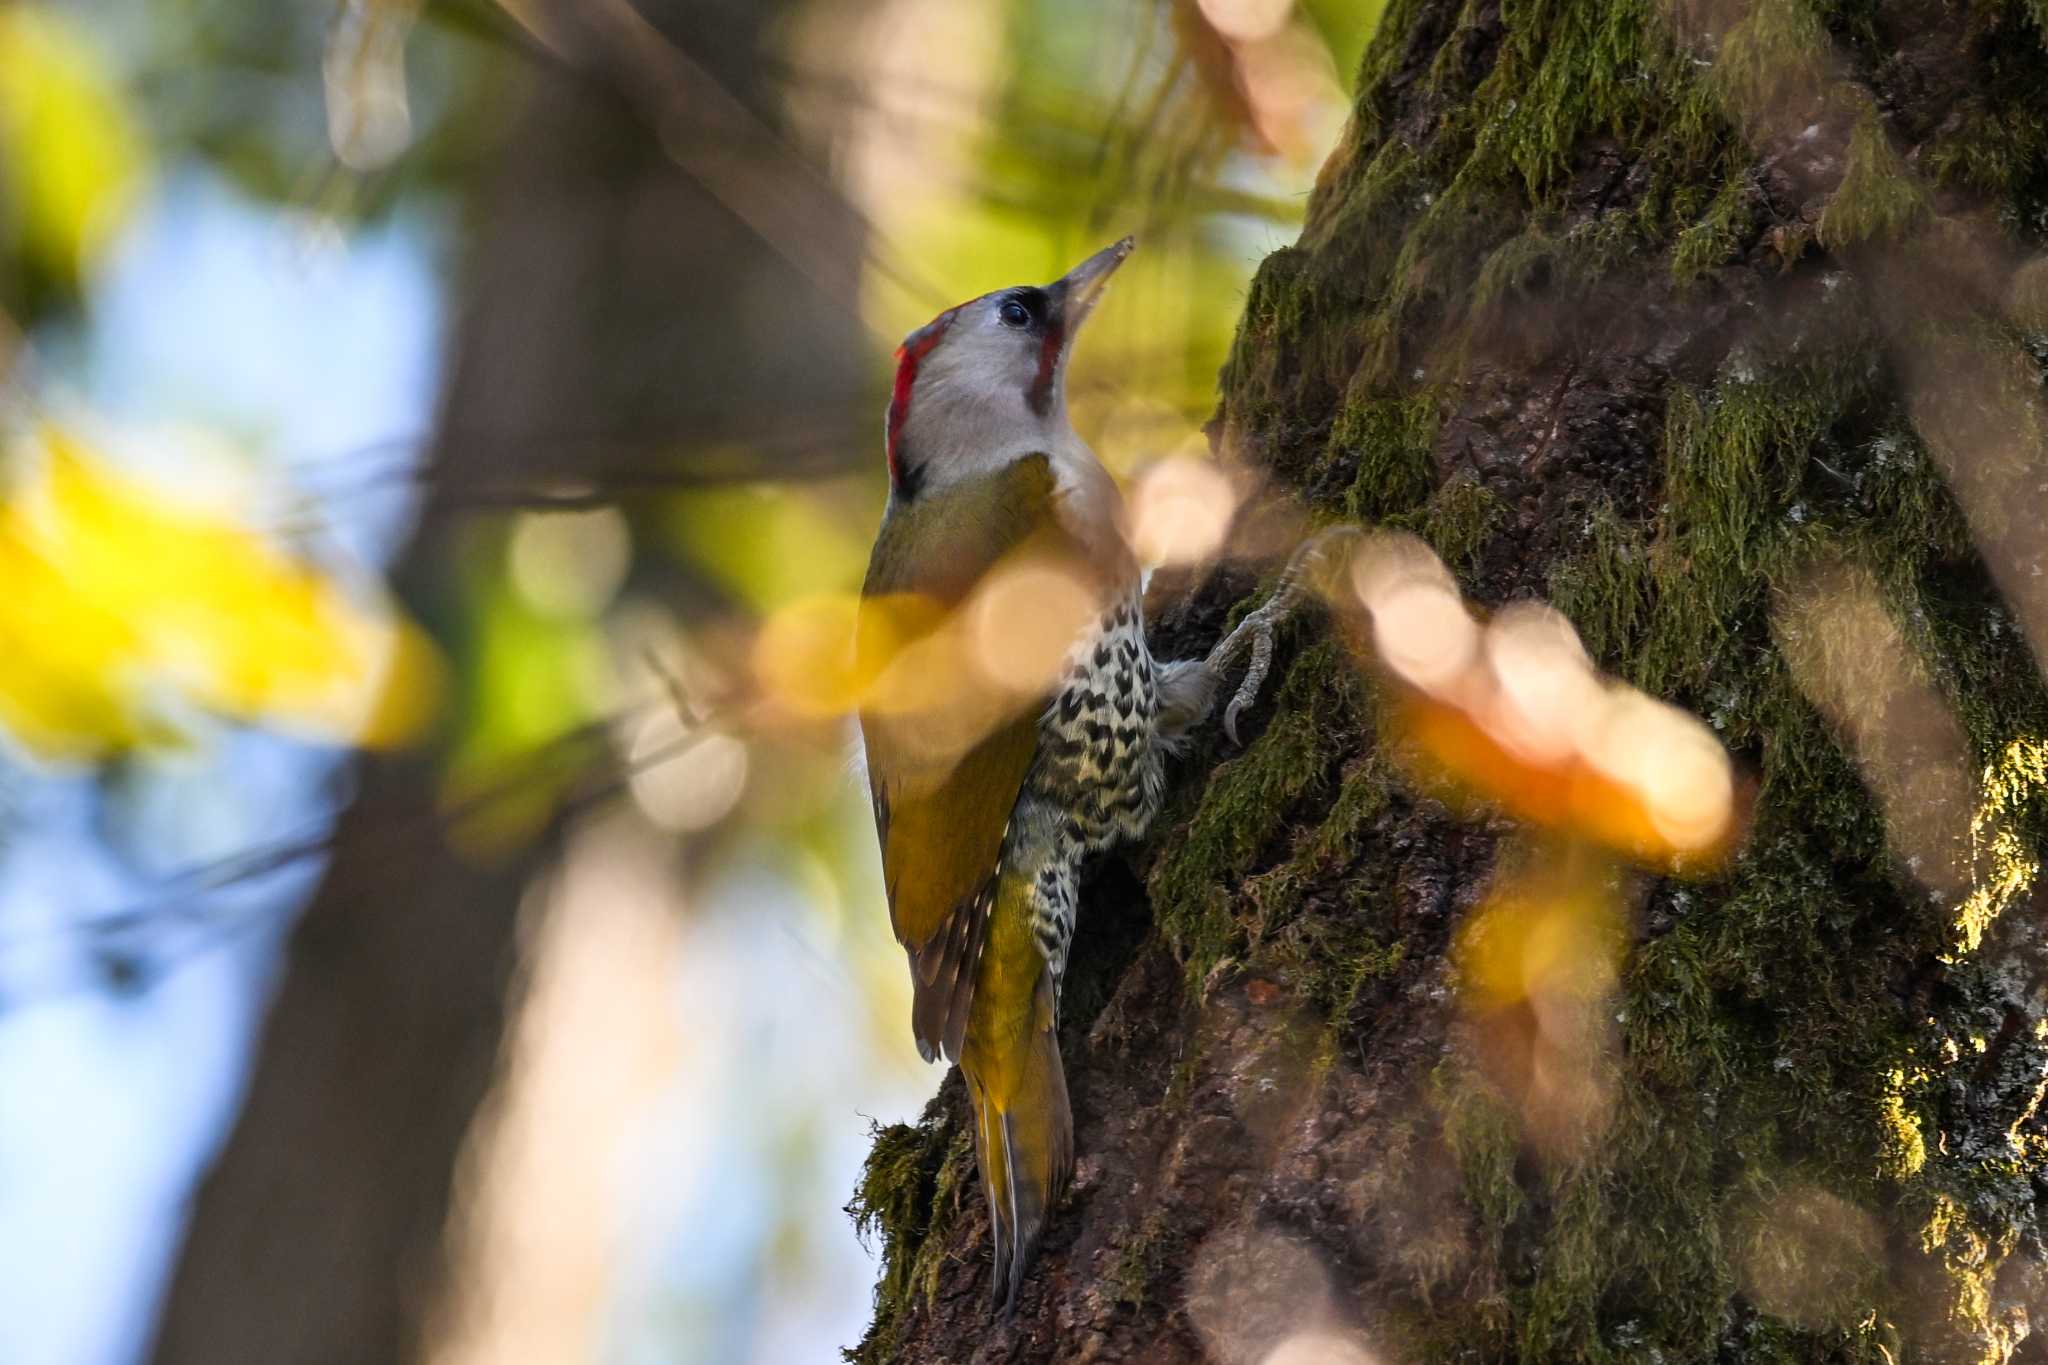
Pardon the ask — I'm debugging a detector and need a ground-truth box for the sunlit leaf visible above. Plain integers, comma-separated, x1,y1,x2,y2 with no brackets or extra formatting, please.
0,7,148,289
0,524,157,758
0,425,439,761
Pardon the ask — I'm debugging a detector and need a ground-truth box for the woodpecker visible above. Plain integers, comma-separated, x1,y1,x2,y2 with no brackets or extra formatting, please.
858,238,1299,1314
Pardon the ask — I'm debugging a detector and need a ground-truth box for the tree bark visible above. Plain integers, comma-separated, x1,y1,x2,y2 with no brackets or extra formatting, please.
851,0,2048,1360
148,3,871,1361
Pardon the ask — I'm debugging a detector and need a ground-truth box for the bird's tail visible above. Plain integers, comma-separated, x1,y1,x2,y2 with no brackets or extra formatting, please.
961,973,1072,1316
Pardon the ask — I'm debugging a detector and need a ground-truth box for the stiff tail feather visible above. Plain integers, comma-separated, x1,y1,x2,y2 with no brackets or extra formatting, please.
962,981,1073,1316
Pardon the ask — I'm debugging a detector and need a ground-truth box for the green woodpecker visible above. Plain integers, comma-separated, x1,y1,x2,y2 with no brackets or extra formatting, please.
858,238,1292,1313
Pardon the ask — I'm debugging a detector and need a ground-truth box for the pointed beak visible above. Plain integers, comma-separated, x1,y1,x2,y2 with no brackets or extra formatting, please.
1049,236,1134,333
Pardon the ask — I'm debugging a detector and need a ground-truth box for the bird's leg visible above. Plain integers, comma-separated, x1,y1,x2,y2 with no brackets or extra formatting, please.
1201,526,1363,744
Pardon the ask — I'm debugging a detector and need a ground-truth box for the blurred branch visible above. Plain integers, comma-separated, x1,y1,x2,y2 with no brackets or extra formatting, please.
505,0,949,322
281,451,866,531
0,698,722,1009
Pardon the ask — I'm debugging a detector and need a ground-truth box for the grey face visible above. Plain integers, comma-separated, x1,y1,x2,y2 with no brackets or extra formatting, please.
887,238,1134,501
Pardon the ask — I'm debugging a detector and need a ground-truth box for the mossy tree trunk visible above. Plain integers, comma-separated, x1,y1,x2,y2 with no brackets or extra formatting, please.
851,0,2048,1360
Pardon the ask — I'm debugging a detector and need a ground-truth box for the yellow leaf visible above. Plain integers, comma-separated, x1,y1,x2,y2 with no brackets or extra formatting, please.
0,426,441,760
0,7,148,285
0,526,153,759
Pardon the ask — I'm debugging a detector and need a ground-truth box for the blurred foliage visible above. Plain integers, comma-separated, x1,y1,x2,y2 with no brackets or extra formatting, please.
0,6,148,307
791,0,1377,481
666,484,873,614
0,426,437,763
443,531,611,848
0,2,458,771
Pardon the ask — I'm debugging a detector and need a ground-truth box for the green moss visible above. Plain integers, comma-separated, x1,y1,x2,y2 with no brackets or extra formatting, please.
1466,211,1673,357
1437,1064,1528,1236
1671,171,1757,283
1818,117,1933,249
1469,226,1565,321
1234,756,1393,945
1633,363,1851,699
1953,737,2048,957
1323,932,1408,1022
1710,0,1831,126
1408,344,2048,1357
1413,472,1505,574
843,1118,972,1364
1333,385,1441,521
1108,1205,1177,1310
1468,0,1717,199
1274,320,2048,1360
1306,755,1399,865
1923,104,2048,196
1358,170,1529,382
1148,641,1368,988
1235,246,1323,356
1303,140,1427,286
1547,499,1652,667
1878,1066,1931,1180
1191,750,1412,1104
1284,873,1409,1030
1224,0,1742,441
1923,1,2048,203
1860,428,1974,566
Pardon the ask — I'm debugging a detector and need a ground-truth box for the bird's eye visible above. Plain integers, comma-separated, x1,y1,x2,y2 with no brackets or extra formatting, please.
998,298,1032,328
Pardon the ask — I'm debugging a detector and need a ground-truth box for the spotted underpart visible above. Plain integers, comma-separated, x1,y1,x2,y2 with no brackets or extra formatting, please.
1000,588,1163,1000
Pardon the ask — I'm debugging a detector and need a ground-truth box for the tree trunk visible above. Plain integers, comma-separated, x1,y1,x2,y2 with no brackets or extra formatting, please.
850,0,2048,1360
148,3,870,1361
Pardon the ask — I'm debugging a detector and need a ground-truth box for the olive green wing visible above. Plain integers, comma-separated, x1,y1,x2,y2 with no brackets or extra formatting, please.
868,718,1040,1062
858,454,1075,1063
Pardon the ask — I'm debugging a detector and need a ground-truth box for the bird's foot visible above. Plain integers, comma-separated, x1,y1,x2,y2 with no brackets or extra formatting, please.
1204,526,1363,744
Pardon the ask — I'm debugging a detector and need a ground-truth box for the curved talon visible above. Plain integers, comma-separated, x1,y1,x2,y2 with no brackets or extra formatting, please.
1220,617,1275,744
1203,526,1360,746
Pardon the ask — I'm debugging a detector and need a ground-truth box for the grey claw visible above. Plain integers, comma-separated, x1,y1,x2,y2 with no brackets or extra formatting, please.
1205,525,1359,746
1218,617,1274,745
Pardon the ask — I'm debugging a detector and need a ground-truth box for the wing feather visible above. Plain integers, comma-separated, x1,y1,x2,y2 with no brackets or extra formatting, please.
858,454,1105,1061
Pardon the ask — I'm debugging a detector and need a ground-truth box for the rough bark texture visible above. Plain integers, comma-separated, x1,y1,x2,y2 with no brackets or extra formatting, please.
851,0,2048,1361
148,4,870,1361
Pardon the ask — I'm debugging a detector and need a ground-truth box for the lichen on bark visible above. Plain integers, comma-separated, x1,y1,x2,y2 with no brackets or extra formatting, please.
850,0,2048,1360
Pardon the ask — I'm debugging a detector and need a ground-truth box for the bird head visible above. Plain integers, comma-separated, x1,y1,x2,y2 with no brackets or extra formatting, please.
884,237,1134,501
